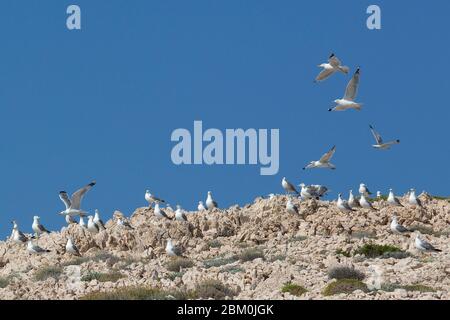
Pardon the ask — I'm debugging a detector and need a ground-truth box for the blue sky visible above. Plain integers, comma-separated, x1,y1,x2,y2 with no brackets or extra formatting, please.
0,1,449,237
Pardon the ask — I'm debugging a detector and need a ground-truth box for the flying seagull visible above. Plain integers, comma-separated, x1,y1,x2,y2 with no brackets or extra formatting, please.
390,216,410,235
286,199,299,215
359,183,372,197
314,53,350,82
409,189,423,208
329,67,362,111
145,190,166,205
27,241,50,254
32,216,50,238
66,237,81,256
337,194,355,213
175,205,188,222
282,177,300,195
59,181,96,217
369,125,400,150
303,146,336,170
206,191,218,209
388,189,404,207
166,238,185,257
415,235,441,252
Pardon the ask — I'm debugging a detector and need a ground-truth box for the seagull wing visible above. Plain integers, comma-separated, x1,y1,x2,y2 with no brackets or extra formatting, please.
369,125,383,144
70,181,96,210
328,54,341,67
319,145,336,163
315,68,335,82
396,224,410,233
420,239,439,251
59,192,71,209
343,68,360,101
38,224,50,233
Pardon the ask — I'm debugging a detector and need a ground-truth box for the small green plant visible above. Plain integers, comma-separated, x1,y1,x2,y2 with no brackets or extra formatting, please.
351,231,377,239
328,266,365,281
380,283,436,293
81,271,124,283
34,266,63,281
203,256,238,269
220,266,245,274
194,279,236,300
288,236,307,243
237,248,265,262
281,282,307,296
431,195,449,201
207,239,222,249
381,251,411,259
322,279,368,296
80,286,191,300
62,256,90,266
335,249,351,257
166,257,194,272
0,277,9,288
167,272,185,281
354,243,403,258
270,254,287,262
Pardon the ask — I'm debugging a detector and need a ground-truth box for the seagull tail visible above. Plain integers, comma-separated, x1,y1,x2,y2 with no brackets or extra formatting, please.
434,248,442,252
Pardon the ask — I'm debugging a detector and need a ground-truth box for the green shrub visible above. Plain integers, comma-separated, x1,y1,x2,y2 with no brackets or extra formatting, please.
335,249,351,257
270,254,287,262
34,266,63,281
354,243,403,258
194,279,236,300
62,257,90,266
281,282,307,296
80,286,190,300
322,279,368,296
166,257,194,272
203,256,238,269
207,239,222,249
237,248,265,262
381,283,436,293
220,266,245,274
167,272,185,281
381,251,411,259
288,236,307,243
0,277,9,288
328,266,365,281
351,231,377,239
81,271,124,283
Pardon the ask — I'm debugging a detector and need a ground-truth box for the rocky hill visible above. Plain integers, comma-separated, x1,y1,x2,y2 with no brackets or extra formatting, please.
0,194,449,300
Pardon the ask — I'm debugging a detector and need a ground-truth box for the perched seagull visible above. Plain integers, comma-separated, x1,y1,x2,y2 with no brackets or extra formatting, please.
369,125,400,150
145,190,166,205
303,146,336,170
299,183,328,200
348,190,361,208
359,183,372,197
286,199,299,215
390,216,411,235
93,209,106,230
388,189,404,207
415,235,441,253
206,191,218,209
154,202,172,220
337,194,355,213
79,216,86,228
166,204,174,212
11,221,31,244
165,238,184,257
360,194,377,211
282,177,300,195
315,53,349,82
59,181,96,217
87,216,100,234
268,193,276,200
329,67,362,112
32,216,50,237
197,201,206,211
117,217,134,230
376,191,382,199
175,205,188,222
65,215,76,225
27,241,50,254
66,237,81,256
409,189,423,208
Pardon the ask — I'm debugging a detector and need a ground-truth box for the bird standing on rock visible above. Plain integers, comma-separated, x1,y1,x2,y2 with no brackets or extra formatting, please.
206,191,218,210
282,177,299,195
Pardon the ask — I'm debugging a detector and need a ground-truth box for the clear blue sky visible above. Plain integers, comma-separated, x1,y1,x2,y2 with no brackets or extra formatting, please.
0,1,449,237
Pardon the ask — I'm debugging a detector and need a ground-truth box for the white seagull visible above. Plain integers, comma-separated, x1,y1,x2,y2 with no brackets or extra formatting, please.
197,201,206,211
303,146,336,170
206,191,218,209
299,183,328,200
359,183,372,197
175,205,188,222
165,238,184,257
66,237,81,256
11,221,31,244
93,209,106,230
369,125,400,150
145,190,166,205
337,194,355,213
154,202,172,220
32,216,50,237
59,181,96,217
314,53,350,82
286,199,299,215
348,190,361,208
87,216,100,234
388,189,403,207
65,215,76,225
329,67,362,112
79,216,86,228
282,177,300,195
360,194,377,211
117,217,134,230
409,189,423,208
415,235,441,252
27,241,50,254
390,216,411,235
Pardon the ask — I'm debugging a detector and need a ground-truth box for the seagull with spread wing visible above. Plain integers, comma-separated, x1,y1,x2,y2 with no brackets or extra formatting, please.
329,67,362,111
59,181,96,217
369,125,400,150
303,146,337,170
314,53,350,82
